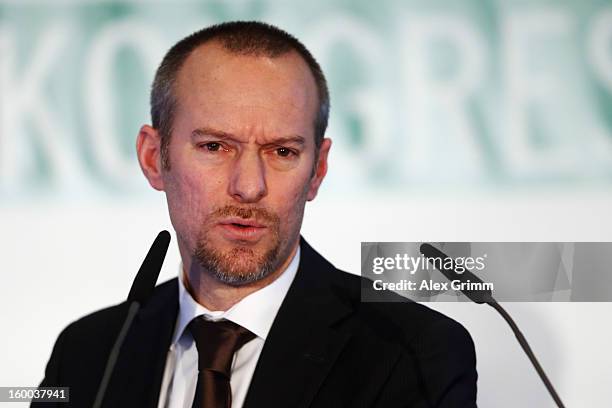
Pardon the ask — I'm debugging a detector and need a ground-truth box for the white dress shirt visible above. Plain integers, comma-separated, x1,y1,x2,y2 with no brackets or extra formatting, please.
157,247,300,408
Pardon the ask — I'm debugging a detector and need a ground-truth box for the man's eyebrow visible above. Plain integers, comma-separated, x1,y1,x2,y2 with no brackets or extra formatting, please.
190,128,306,146
191,127,234,140
266,135,306,146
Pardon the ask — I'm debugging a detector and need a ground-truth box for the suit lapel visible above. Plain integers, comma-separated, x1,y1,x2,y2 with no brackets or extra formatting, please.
243,238,355,408
103,279,179,408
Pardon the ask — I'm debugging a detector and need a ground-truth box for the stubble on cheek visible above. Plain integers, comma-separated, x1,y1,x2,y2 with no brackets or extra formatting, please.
164,168,210,250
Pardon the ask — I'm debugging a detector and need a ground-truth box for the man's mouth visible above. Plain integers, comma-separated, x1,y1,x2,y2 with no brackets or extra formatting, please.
217,218,268,241
220,218,266,228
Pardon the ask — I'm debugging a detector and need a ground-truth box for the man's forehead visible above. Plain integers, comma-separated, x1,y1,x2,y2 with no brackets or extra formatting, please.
172,40,319,139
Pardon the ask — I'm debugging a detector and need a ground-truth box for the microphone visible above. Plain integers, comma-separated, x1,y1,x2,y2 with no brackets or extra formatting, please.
92,230,171,408
419,244,494,304
419,243,566,408
127,230,172,304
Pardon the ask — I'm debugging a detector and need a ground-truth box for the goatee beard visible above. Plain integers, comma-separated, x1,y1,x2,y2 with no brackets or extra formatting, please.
193,205,282,286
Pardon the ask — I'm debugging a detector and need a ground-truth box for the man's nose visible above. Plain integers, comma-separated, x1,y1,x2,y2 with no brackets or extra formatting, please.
228,151,268,203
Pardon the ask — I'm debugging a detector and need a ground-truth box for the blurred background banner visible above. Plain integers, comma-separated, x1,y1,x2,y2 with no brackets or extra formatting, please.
1,0,612,200
2,1,612,407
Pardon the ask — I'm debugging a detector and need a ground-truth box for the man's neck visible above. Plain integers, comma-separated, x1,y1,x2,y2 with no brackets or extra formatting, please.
181,242,299,311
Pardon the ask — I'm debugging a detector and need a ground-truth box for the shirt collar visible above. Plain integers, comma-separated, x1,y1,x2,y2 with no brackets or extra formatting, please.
171,246,300,344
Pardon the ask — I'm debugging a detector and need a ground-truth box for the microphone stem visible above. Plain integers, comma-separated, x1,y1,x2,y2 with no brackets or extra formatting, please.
487,301,566,408
92,301,141,408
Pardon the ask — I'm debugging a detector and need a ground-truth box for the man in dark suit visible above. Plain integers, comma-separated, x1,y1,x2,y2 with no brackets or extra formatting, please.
36,21,477,407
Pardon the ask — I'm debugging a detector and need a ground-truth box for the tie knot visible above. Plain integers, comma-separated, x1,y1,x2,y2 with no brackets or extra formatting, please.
188,317,256,376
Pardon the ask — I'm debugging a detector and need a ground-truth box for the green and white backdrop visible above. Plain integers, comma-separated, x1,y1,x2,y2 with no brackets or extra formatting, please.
2,0,612,406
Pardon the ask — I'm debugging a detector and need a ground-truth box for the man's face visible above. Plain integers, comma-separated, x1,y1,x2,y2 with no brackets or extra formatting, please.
155,42,329,286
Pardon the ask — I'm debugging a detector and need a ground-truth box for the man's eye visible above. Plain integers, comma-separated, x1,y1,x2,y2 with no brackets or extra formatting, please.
276,147,294,157
202,142,222,152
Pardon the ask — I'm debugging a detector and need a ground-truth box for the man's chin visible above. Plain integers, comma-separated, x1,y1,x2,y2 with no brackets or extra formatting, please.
206,261,272,287
194,242,279,286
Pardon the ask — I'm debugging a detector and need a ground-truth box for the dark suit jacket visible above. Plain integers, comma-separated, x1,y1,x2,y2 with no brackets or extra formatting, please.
36,238,477,407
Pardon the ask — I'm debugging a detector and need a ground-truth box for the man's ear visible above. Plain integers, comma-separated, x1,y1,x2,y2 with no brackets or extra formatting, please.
136,125,165,191
306,138,332,201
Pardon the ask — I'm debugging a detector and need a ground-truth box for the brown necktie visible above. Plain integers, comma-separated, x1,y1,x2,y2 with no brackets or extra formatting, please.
188,317,256,408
